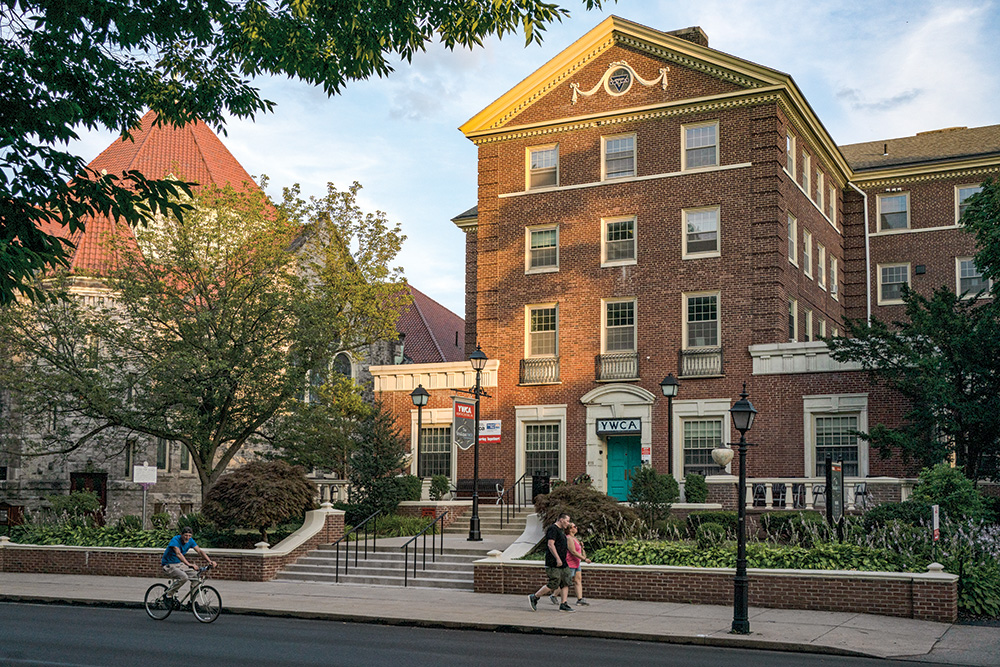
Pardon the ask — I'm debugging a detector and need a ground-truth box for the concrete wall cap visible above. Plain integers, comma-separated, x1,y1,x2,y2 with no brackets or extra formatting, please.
486,549,504,559
0,535,9,546
254,542,270,551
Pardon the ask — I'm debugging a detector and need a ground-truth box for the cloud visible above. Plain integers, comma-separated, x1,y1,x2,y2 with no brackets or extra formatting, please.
836,87,924,112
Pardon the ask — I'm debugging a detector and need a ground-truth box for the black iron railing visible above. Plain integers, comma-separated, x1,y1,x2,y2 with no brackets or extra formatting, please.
497,471,530,529
595,352,639,381
679,347,724,377
400,510,449,587
331,510,381,582
520,357,560,384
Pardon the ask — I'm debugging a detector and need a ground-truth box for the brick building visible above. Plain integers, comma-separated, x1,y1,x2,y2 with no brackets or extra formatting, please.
372,16,999,506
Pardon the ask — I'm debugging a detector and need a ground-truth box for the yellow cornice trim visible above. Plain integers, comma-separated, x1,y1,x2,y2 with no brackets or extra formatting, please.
850,158,1000,188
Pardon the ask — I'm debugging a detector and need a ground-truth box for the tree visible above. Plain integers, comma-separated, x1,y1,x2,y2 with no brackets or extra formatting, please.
347,399,410,520
1,0,603,305
201,460,317,542
0,181,408,500
961,177,1000,292
828,286,1000,481
627,465,679,527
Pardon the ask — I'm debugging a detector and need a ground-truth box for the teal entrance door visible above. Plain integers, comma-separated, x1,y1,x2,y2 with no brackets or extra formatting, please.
606,435,642,501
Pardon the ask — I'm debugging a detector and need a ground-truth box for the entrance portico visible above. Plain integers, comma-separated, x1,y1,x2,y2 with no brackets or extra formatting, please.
580,384,656,497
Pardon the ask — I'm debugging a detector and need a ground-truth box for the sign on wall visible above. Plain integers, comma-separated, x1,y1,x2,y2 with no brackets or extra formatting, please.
479,420,501,444
596,418,641,435
452,398,476,451
132,464,157,484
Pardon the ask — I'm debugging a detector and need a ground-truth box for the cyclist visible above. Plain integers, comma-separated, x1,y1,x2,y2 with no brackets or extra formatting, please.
161,526,216,597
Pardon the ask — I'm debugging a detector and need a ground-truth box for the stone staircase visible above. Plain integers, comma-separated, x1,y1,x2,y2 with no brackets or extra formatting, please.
275,504,531,590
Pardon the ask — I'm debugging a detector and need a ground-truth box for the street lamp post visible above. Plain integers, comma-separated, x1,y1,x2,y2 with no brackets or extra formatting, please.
410,384,429,478
659,374,680,476
468,346,488,542
721,383,757,634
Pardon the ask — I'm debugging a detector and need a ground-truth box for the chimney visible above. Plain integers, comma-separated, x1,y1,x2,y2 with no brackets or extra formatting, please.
667,26,709,48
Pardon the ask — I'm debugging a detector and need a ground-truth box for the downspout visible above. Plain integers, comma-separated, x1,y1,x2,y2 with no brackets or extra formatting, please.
847,182,872,324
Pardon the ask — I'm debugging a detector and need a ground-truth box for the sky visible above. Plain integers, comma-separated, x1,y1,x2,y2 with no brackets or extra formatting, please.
72,0,1000,317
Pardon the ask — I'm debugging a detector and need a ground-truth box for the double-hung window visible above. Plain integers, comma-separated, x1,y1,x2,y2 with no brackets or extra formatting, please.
830,256,839,297
878,193,909,231
816,172,825,209
801,154,811,196
827,184,837,222
957,185,983,223
526,225,558,273
683,418,726,476
957,258,991,297
802,230,813,278
786,132,796,178
804,309,813,342
815,415,860,477
682,121,719,170
603,299,636,353
603,134,635,179
684,292,719,349
878,263,909,304
787,214,798,265
788,299,798,342
525,423,560,478
817,244,826,289
527,145,558,189
418,426,452,478
602,216,636,266
682,206,720,258
527,305,558,357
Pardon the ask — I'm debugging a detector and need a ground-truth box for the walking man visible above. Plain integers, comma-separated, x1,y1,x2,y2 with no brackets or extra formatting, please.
528,512,575,612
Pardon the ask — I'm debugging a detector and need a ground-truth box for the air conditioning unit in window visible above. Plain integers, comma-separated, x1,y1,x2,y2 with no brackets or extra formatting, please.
831,284,838,295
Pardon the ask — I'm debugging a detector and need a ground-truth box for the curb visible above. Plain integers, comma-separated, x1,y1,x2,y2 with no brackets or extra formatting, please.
0,594,873,659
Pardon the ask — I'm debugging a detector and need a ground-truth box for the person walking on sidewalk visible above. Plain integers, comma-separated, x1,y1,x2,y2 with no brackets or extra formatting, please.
565,522,592,606
528,513,575,612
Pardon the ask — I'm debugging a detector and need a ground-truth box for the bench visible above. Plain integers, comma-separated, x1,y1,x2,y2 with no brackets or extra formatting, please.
455,478,504,499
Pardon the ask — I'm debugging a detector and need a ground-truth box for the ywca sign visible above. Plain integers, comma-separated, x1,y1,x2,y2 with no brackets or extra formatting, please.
452,398,477,450
596,418,641,435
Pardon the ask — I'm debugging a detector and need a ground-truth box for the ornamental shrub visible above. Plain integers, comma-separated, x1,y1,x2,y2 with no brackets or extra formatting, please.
396,474,422,502
862,500,931,531
45,491,101,525
176,512,214,535
534,482,638,548
761,511,828,546
696,522,726,549
687,510,737,537
627,465,679,527
150,512,172,530
115,514,142,531
910,463,985,522
429,475,451,501
683,473,708,503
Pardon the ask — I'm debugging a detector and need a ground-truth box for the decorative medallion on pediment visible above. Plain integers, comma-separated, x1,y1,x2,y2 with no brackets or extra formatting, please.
571,61,669,104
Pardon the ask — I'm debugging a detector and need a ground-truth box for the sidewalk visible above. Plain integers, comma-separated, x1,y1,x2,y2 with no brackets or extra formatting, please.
2,571,997,665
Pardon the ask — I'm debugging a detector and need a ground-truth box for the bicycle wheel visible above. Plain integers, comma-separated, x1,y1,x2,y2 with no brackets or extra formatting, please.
144,583,173,620
191,585,221,623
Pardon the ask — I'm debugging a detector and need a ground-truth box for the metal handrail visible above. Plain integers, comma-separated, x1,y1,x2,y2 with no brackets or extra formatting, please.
331,509,381,582
498,471,530,529
400,510,449,587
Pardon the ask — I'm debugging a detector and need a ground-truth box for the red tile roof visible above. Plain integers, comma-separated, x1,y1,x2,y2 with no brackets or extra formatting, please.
60,110,260,276
397,285,466,363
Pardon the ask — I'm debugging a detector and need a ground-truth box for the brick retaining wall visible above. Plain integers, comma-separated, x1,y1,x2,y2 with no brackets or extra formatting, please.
0,504,344,582
475,560,958,623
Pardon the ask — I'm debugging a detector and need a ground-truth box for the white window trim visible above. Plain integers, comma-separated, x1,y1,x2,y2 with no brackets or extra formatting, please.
525,302,559,358
801,154,811,196
671,399,732,477
828,184,837,225
525,224,559,274
789,298,798,342
877,192,911,232
803,393,869,478
955,257,992,299
816,172,825,209
785,132,796,180
802,230,813,278
600,215,637,267
601,132,637,181
830,256,839,300
682,291,721,350
956,184,983,224
515,404,568,482
877,262,911,305
681,120,720,171
788,214,798,266
526,144,559,191
409,407,456,480
817,244,826,290
682,206,721,259
601,297,637,353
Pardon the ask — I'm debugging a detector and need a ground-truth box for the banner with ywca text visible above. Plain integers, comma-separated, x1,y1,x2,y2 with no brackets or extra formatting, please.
452,397,477,451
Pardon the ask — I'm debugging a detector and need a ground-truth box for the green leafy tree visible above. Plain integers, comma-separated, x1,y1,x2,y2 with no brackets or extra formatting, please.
0,181,407,500
961,177,1000,292
627,465,679,527
910,463,986,522
348,400,410,519
828,286,1000,481
201,460,317,542
1,0,604,305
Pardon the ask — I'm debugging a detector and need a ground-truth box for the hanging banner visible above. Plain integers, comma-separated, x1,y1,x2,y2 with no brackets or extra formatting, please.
479,420,501,444
452,397,476,451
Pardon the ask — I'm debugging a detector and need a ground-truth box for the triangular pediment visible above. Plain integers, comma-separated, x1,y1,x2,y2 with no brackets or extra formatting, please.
460,16,791,137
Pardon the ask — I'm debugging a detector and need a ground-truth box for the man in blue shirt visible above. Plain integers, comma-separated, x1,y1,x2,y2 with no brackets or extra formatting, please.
161,526,216,596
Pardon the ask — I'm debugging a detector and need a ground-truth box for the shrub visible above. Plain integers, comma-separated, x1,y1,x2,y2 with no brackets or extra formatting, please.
202,460,317,541
910,463,985,522
115,514,142,531
429,475,451,501
333,502,369,526
684,473,708,503
177,512,214,535
687,510,737,537
46,491,100,519
696,522,726,549
534,483,637,548
396,474,422,502
982,495,1000,526
348,400,409,518
862,500,931,531
761,511,828,546
353,514,435,539
573,473,593,486
654,517,689,540
150,512,172,530
627,465,679,527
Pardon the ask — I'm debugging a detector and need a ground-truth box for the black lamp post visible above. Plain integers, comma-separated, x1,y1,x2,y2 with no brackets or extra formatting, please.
659,374,680,475
725,383,757,634
410,384,429,477
468,346,488,542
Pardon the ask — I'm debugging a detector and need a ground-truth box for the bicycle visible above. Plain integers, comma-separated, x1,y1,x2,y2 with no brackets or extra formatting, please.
144,564,222,623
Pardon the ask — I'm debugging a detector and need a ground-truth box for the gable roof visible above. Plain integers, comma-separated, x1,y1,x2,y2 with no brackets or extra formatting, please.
52,110,260,276
396,285,465,363
839,125,1000,172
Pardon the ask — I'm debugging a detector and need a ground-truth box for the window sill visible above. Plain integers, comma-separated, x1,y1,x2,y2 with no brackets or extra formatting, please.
526,267,559,275
518,381,563,387
595,377,639,383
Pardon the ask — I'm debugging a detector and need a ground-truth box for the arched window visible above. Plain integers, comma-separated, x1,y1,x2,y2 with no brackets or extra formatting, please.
332,353,352,379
